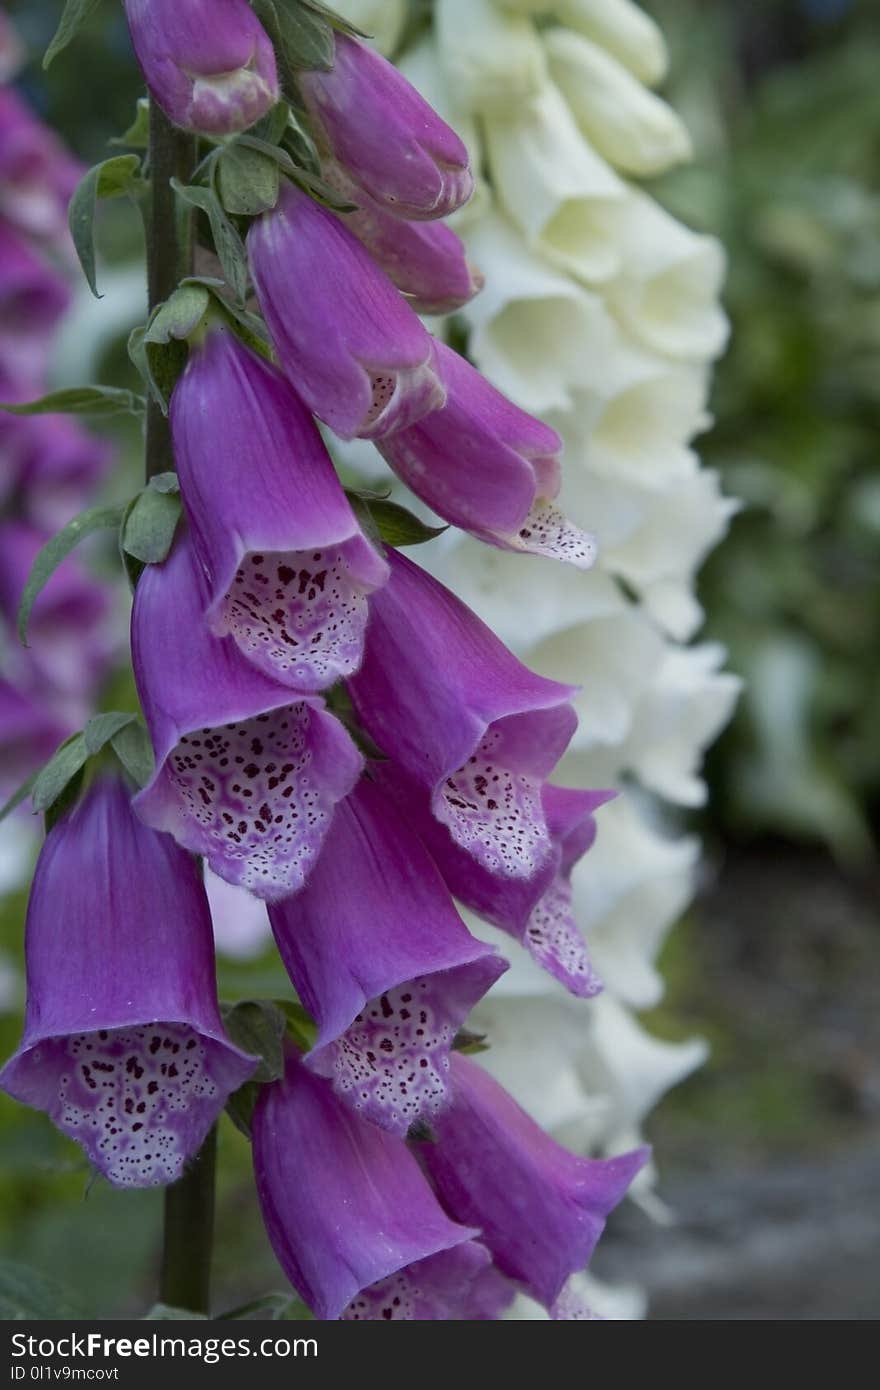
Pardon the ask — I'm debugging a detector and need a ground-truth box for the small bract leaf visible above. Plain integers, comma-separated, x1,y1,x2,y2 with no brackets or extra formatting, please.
123,488,182,565
1,386,144,419
111,96,150,149
111,719,155,789
146,284,211,346
220,1000,286,1084
69,155,143,296
253,0,336,78
18,504,125,645
350,496,447,548
43,0,103,70
84,711,136,756
171,181,248,302
32,734,89,816
217,144,281,216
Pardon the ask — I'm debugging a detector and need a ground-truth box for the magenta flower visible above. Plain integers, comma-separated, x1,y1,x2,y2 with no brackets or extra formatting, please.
374,773,609,997
0,778,257,1187
9,414,112,530
0,222,70,378
248,183,445,439
253,1048,512,1320
171,325,387,693
268,778,506,1135
0,88,82,246
422,1054,649,1317
122,0,278,135
378,342,596,566
0,679,67,797
348,550,577,883
132,531,362,900
325,160,483,314
300,35,473,220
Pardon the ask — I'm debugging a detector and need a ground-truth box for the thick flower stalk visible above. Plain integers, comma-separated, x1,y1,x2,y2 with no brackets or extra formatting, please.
267,777,506,1134
132,531,362,899
122,0,278,135
170,324,388,692
0,778,256,1187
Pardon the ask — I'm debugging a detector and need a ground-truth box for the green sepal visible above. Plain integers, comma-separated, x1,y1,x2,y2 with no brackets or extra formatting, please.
17,504,125,646
217,143,281,217
349,494,447,548
0,386,145,420
83,711,137,756
42,0,103,70
110,97,150,149
253,0,336,80
220,1000,288,1084
170,180,249,302
68,155,144,297
122,487,182,565
31,734,90,818
110,719,155,789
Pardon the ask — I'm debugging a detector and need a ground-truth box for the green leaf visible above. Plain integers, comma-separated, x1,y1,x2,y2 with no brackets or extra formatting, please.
110,96,150,149
68,155,143,296
253,0,336,80
224,1081,261,1140
351,496,447,548
18,504,124,645
144,1304,208,1321
180,276,274,362
301,0,368,40
149,471,180,495
31,734,89,816
251,101,292,147
1,385,144,419
171,181,249,302
276,999,318,1050
0,1259,83,1320
122,488,182,564
0,771,39,826
128,324,185,415
146,283,211,347
217,143,281,216
43,0,103,69
220,1000,287,1083
84,711,136,756
219,1293,314,1321
111,719,155,788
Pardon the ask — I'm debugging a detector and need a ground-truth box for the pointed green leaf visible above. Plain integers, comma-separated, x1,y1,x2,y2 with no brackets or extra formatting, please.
251,101,292,147
253,0,336,79
171,181,248,302
350,496,447,548
220,1000,286,1083
111,720,155,788
1,386,144,419
217,144,281,216
18,504,125,645
301,0,368,40
146,284,211,346
84,711,136,756
122,487,182,564
31,734,89,816
43,0,103,70
180,277,274,361
69,155,143,297
110,97,150,149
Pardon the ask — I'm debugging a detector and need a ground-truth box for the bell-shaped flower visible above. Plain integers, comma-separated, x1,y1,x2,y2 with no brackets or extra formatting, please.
497,0,668,86
171,325,388,693
374,769,608,997
0,87,82,246
324,160,483,314
248,184,445,439
0,222,70,378
132,530,362,900
267,777,506,1135
0,778,257,1187
253,1048,513,1320
347,549,577,884
421,1053,648,1316
0,679,68,798
122,0,278,135
434,0,547,116
377,341,595,566
299,34,472,220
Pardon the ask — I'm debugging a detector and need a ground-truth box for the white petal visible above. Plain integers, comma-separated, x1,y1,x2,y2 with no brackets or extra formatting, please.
327,0,407,56
434,0,547,115
205,868,272,960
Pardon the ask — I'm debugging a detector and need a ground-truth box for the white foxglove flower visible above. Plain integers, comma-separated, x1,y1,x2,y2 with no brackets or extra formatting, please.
461,211,618,412
328,0,407,57
434,0,547,115
484,82,626,284
497,0,668,86
605,190,730,361
545,27,691,176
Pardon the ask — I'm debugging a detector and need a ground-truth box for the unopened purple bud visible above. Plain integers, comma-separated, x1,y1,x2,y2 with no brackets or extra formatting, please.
348,549,577,884
248,182,445,440
268,778,506,1135
379,342,597,565
123,0,278,135
170,325,388,693
300,35,473,220
0,778,257,1187
252,1048,512,1320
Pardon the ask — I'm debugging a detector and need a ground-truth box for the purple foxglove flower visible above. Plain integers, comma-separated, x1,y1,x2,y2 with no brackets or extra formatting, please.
122,0,278,135
378,342,596,566
13,415,112,530
132,530,362,900
323,160,483,314
299,35,473,221
0,778,256,1187
253,1048,513,1320
248,183,445,440
170,325,387,693
0,11,24,82
421,1054,649,1316
0,679,68,796
347,549,577,884
0,88,82,246
267,778,506,1135
0,222,70,378
374,770,609,997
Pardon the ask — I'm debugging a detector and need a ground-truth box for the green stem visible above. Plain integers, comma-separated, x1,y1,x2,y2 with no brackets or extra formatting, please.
145,102,215,1314
144,101,195,482
159,1124,218,1315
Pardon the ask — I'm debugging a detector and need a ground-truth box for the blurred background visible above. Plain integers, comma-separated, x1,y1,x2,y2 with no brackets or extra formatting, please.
0,0,878,1319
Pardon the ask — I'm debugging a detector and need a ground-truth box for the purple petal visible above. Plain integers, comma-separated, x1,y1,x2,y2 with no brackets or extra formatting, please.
248,183,445,440
268,778,506,1134
132,531,362,899
300,35,473,220
171,325,387,691
0,86,83,245
422,1054,650,1311
342,1245,513,1321
0,778,256,1187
